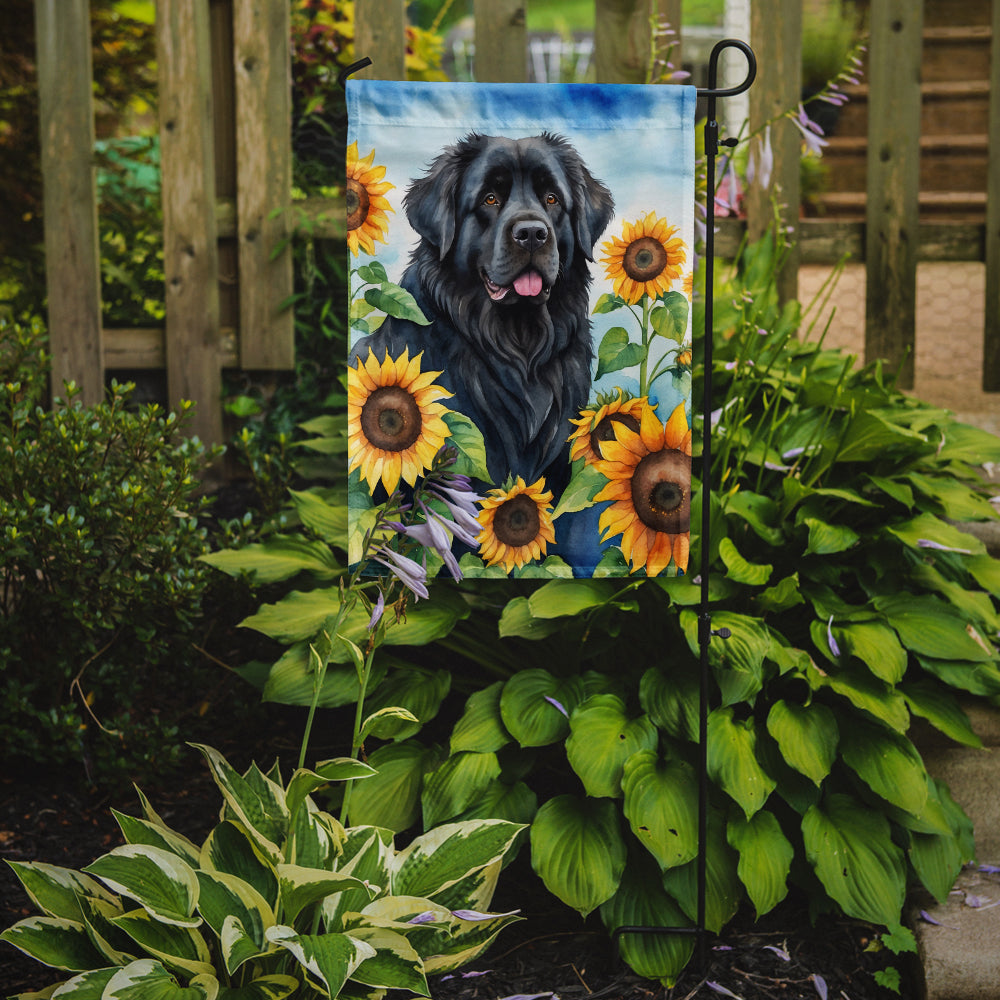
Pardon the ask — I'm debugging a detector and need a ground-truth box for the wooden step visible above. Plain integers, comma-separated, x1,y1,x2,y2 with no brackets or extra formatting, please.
813,190,987,222
922,25,993,83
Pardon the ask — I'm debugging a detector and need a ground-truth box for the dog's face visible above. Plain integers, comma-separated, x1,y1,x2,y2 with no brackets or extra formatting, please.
404,133,614,309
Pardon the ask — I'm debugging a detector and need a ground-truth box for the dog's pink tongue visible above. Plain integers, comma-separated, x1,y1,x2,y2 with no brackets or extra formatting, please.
514,271,543,297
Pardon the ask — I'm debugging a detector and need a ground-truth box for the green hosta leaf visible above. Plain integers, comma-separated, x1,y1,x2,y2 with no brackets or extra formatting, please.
453,779,538,827
0,916,107,971
660,811,741,933
103,959,218,1000
83,846,200,928
442,410,490,482
834,621,907,684
803,517,859,555
265,925,375,997
527,579,618,618
680,610,770,706
886,511,985,556
288,488,348,544
216,975,299,1000
499,670,584,747
909,826,966,905
322,830,394,930
450,682,511,754
364,283,430,325
834,410,927,463
907,472,998,521
621,751,699,870
75,894,134,966
112,812,201,868
595,326,647,379
345,926,429,994
363,667,451,740
916,655,1000,697
756,573,805,614
802,793,906,926
707,708,776,819
727,811,793,918
967,553,1000,597
38,966,118,998
360,706,421,743
200,536,341,584
839,718,928,817
277,865,374,925
260,645,386,709
566,695,658,798
347,740,442,832
195,871,273,974
639,665,699,742
530,795,626,917
285,760,376,822
423,906,522,974
724,490,784,545
812,662,910,732
421,751,502,828
599,853,694,987
765,700,838,786
901,680,982,748
111,908,214,977
199,822,278,910
392,819,524,900
718,537,772,585
874,594,995,662
4,862,118,922
497,595,566,638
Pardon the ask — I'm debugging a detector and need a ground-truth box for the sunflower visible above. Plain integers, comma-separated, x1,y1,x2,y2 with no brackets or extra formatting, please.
595,402,692,576
567,390,653,467
476,477,555,573
600,211,687,304
348,347,452,496
347,141,394,257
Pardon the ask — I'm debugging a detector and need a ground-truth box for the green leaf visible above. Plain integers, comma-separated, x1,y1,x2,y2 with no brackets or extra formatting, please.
718,536,772,586
802,793,906,926
4,862,118,923
595,326,647,379
765,700,838,786
886,512,985,556
364,284,431,325
195,871,273,975
530,795,626,917
265,925,375,997
442,410,490,482
599,852,694,987
916,655,1000,697
639,664,699,742
875,594,995,662
452,779,538,827
450,682,511,754
565,695,658,798
103,959,217,999
649,291,690,341
32,966,118,999
901,680,982,748
680,610,770,707
497,596,566,639
345,926,429,994
593,292,624,313
112,812,201,868
499,670,584,747
360,706,421,742
551,463,609,519
707,708,776,819
835,621,908,684
199,822,278,910
285,760,376,822
277,865,373,925
347,740,441,832
803,517,859,555
812,662,910,732
421,751,502,828
621,751,699,870
83,846,200,928
839,718,929,817
216,975,299,999
756,573,805,614
288,489,348,544
0,916,107,972
362,667,451,740
835,410,927,463
355,261,388,285
727,810,793,918
110,909,214,978
200,536,340,584
527,578,618,618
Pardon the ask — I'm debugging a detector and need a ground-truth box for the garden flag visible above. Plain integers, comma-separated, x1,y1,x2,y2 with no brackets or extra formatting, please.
347,80,696,579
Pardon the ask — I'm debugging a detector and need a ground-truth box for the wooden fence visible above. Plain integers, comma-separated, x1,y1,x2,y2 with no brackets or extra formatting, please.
33,0,1000,446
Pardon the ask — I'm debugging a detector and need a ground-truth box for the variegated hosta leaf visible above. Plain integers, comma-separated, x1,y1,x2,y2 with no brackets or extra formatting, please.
323,829,393,931
565,695,658,798
200,822,278,910
287,801,343,870
347,740,442,833
112,810,201,868
191,745,288,863
195,871,274,974
102,958,218,999
265,925,376,998
621,751,699,871
214,974,299,1000
391,820,524,901
599,853,694,987
276,864,375,925
4,861,118,922
420,751,502,829
77,894,136,966
450,681,511,754
529,795,626,917
285,760,375,824
83,846,200,928
46,966,118,997
706,707,776,819
344,926,429,995
802,793,906,926
765,700,838,786
0,916,107,971
499,669,585,747
838,718,929,817
110,908,214,978
727,810,793,917
423,859,501,916
421,907,522,975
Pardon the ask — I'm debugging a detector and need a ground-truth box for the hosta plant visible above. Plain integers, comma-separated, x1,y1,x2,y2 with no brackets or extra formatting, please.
1,744,523,999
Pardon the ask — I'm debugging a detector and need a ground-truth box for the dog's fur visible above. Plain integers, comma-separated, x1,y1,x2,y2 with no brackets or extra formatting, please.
351,132,614,491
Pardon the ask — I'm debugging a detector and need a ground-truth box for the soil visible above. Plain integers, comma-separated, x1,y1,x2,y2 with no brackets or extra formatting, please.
0,739,914,1000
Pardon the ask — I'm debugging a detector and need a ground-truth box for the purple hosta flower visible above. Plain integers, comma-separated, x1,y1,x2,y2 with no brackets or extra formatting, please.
917,538,973,555
441,970,493,981
979,864,1000,874
423,481,483,547
812,974,828,1000
451,908,521,921
403,501,465,580
707,983,742,999
791,104,829,157
763,944,791,961
497,994,558,1000
919,909,958,929
367,590,385,631
407,911,438,925
373,545,429,600
827,616,842,658
746,125,774,191
715,157,742,216
544,695,569,718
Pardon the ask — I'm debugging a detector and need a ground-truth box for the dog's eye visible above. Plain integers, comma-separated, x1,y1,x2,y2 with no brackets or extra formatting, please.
545,193,559,206
483,192,501,206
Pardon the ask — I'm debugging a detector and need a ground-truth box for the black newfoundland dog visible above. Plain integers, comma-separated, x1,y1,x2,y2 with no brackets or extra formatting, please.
351,132,614,492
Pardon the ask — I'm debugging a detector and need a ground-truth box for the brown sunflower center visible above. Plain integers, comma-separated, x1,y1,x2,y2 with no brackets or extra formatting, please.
630,449,691,533
590,413,641,459
623,236,669,282
360,385,421,452
346,177,370,232
492,493,541,548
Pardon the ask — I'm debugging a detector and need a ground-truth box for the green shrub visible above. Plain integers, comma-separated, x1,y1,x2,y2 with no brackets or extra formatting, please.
0,317,220,783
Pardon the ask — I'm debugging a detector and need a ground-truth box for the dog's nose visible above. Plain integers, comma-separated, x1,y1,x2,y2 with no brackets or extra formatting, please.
512,221,549,252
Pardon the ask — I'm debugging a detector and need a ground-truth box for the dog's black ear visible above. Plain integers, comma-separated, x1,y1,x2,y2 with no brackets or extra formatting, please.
404,144,467,261
570,161,615,262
